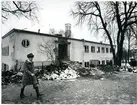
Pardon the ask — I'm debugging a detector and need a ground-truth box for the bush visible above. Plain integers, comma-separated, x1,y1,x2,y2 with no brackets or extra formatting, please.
129,59,137,67
97,65,119,72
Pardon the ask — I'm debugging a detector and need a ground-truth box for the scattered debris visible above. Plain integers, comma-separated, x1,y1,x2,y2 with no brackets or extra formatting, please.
2,60,137,84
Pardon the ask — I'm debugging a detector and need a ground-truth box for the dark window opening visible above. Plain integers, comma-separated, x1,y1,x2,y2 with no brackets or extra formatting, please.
22,39,30,48
106,48,108,53
102,60,105,65
97,47,100,53
110,48,112,53
91,46,95,53
98,61,100,65
84,45,89,53
102,47,105,53
85,62,89,67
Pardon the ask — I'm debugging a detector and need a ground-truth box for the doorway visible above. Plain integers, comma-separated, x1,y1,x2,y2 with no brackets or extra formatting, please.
58,44,68,60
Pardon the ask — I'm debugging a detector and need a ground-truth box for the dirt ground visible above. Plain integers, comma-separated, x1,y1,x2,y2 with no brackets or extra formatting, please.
2,71,137,104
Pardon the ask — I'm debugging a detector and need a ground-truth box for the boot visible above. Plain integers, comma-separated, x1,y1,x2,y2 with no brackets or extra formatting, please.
20,88,25,99
35,87,44,98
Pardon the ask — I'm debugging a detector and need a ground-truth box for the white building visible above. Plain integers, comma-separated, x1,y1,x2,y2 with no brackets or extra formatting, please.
2,28,114,71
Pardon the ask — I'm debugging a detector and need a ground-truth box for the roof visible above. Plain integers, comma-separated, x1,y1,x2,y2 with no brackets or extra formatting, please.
2,28,112,46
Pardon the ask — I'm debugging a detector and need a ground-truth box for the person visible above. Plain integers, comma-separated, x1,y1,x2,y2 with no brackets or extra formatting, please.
20,53,43,99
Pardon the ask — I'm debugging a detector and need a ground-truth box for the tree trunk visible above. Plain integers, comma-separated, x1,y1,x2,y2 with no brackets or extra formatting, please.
116,31,125,66
127,29,131,63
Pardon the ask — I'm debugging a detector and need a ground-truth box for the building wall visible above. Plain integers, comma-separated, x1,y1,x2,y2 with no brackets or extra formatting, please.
69,39,113,66
14,32,57,63
83,41,112,62
2,31,113,70
2,33,16,70
69,39,84,62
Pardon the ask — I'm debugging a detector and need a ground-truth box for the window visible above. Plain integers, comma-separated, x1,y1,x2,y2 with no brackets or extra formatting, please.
102,60,105,65
97,47,100,53
106,60,109,65
2,46,9,56
102,47,105,53
2,63,9,71
110,48,112,53
22,39,30,48
91,46,95,53
85,62,89,67
84,45,89,53
106,48,108,53
98,61,100,65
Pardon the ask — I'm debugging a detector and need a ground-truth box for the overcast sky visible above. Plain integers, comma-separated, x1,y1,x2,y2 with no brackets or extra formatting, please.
1,0,104,42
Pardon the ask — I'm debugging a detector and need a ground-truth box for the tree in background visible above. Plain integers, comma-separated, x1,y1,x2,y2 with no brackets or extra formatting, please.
71,1,137,66
124,26,136,62
122,48,128,63
49,28,56,35
38,38,56,64
1,1,39,23
49,28,65,36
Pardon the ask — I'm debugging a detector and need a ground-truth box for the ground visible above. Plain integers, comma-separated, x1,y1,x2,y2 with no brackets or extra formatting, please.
2,71,137,104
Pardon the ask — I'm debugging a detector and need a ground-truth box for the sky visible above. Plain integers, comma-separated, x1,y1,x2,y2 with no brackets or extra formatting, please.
1,0,104,42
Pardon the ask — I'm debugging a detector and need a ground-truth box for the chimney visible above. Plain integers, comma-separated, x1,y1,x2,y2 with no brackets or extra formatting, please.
65,23,71,38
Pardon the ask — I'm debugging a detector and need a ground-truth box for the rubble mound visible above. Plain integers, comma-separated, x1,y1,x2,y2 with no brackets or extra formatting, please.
42,66,80,80
42,61,106,80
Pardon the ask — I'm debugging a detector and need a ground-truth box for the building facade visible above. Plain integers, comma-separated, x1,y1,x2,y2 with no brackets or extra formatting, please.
2,29,114,71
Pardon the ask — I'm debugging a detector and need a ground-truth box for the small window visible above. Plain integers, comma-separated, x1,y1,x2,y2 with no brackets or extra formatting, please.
2,46,9,56
22,39,30,48
102,47,105,53
106,48,108,53
2,63,9,71
91,46,95,53
84,45,89,53
106,60,109,65
102,60,105,65
97,47,100,53
98,61,100,65
110,48,112,53
85,62,89,67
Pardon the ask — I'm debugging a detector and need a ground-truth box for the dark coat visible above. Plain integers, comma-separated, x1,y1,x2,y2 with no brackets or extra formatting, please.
22,60,38,86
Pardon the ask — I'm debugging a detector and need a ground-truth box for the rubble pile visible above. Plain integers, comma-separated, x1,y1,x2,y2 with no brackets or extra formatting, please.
10,72,23,83
42,66,80,80
62,61,83,70
42,61,106,80
120,65,137,73
2,71,23,85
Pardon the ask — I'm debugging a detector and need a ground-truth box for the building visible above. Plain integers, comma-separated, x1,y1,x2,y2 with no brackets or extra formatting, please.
1,28,114,71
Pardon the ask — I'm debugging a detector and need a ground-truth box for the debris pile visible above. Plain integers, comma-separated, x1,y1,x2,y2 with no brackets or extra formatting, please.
2,71,23,85
42,61,106,80
120,65,137,73
62,61,83,70
10,72,23,83
42,66,80,80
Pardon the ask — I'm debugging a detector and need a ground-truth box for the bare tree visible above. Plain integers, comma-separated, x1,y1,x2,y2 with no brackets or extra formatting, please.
59,29,65,36
129,23,137,45
124,26,136,62
49,28,56,35
71,1,137,66
38,38,56,64
1,1,39,23
49,28,65,36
